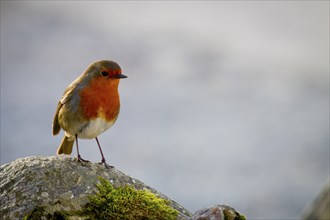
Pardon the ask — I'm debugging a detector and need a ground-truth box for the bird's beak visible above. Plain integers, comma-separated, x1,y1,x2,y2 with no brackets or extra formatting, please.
115,74,127,79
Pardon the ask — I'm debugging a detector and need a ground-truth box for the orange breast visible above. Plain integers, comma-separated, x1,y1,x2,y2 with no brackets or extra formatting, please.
79,77,120,121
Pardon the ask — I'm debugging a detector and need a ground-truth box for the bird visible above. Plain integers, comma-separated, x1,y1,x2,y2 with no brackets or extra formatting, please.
52,60,127,168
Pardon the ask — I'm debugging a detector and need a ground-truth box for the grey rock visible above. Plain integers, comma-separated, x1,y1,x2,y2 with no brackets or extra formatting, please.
0,156,245,220
302,182,330,220
191,205,245,220
0,156,191,219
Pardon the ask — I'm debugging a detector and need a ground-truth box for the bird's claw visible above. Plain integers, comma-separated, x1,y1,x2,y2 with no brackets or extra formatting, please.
98,159,114,169
76,154,90,164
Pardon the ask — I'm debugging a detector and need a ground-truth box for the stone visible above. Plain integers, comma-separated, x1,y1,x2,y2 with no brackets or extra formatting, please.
0,156,245,220
302,182,330,220
0,156,191,219
191,205,245,220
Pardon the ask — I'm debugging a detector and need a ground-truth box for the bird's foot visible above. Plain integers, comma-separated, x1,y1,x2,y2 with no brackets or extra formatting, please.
76,154,90,164
98,158,114,169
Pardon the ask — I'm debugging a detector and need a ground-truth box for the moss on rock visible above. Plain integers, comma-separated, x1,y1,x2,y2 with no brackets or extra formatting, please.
82,177,179,219
23,206,46,220
223,207,246,220
24,177,178,220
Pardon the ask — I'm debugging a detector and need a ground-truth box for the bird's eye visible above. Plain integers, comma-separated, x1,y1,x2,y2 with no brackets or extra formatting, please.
100,71,109,77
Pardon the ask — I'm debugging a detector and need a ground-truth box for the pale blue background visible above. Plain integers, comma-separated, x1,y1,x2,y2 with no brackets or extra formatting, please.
1,1,329,219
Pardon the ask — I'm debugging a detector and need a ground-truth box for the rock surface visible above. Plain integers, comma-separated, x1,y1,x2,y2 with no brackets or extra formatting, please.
0,156,190,219
0,156,244,219
302,182,330,220
191,205,245,220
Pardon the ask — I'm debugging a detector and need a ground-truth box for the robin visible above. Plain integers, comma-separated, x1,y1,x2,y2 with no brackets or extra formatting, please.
52,60,127,168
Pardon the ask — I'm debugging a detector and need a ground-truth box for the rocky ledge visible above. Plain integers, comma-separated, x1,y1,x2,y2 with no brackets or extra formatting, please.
0,156,245,219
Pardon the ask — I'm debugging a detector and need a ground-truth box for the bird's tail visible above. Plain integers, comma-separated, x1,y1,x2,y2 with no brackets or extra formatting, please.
57,136,74,155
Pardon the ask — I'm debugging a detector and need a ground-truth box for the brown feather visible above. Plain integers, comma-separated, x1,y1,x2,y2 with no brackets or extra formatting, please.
52,102,63,135
57,136,74,155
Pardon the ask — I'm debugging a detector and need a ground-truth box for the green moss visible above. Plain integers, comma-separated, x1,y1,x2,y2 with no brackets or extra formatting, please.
238,215,246,220
23,206,46,220
223,208,246,220
23,177,179,220
23,206,70,220
81,177,179,220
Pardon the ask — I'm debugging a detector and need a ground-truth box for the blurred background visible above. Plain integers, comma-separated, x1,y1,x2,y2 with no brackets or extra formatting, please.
1,1,329,219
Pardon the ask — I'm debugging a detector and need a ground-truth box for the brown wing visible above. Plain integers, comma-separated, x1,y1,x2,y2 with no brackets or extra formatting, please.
52,101,63,135
52,74,84,136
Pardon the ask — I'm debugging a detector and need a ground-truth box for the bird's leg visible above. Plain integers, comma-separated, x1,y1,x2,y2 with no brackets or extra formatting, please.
75,134,89,163
95,137,113,169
